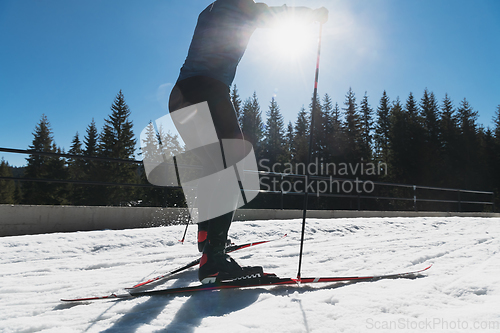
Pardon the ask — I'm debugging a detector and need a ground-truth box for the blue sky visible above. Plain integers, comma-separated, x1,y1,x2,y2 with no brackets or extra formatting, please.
1,0,499,167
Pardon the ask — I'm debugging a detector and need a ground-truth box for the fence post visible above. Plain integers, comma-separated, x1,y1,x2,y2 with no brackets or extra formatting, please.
280,174,284,210
493,193,496,213
458,190,461,212
413,185,417,211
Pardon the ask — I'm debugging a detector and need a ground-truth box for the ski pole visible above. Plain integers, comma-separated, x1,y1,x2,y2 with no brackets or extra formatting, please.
179,219,190,243
297,22,323,280
179,195,197,243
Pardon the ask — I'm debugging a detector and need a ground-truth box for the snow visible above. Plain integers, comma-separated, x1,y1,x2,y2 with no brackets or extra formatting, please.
1,217,500,333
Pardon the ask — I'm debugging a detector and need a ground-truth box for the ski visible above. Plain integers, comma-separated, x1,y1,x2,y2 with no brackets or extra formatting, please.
127,233,287,290
61,265,431,302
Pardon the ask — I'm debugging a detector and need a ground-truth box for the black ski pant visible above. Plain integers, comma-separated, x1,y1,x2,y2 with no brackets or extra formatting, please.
169,75,242,249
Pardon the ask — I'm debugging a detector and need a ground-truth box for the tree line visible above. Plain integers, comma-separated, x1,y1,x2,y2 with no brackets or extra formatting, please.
1,88,499,210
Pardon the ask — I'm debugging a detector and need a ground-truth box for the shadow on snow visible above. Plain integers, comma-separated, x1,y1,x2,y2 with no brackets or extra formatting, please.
57,270,426,333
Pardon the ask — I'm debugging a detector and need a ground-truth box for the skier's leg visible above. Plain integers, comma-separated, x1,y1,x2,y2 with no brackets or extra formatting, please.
169,76,241,250
169,76,262,282
197,220,209,252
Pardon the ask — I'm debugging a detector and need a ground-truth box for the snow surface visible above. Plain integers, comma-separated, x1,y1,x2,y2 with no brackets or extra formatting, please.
1,217,500,333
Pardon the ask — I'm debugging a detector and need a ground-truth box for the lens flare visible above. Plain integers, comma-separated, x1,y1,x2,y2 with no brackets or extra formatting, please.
268,18,315,60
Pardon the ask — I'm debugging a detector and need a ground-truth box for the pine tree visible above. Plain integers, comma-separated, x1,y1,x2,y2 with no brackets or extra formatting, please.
292,106,309,166
157,125,183,158
309,91,323,160
321,94,334,161
457,98,478,137
342,87,362,165
439,94,460,187
139,122,184,207
23,115,67,204
479,127,496,193
82,118,100,205
23,115,54,204
375,91,391,165
84,119,99,158
420,89,442,184
231,85,243,125
388,98,414,184
138,122,160,206
325,101,345,165
440,94,459,152
240,92,264,161
69,132,82,155
420,89,441,145
98,90,138,205
456,98,480,188
46,144,69,204
67,132,85,204
0,158,15,204
262,98,286,168
359,92,373,161
284,121,294,162
405,92,425,184
141,122,161,163
100,90,136,159
494,105,500,141
405,92,422,134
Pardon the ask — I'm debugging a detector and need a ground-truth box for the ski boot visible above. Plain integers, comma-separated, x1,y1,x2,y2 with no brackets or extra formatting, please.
199,241,263,284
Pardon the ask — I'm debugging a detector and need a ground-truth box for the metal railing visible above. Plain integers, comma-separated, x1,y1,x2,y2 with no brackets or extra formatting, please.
255,170,495,212
0,147,495,212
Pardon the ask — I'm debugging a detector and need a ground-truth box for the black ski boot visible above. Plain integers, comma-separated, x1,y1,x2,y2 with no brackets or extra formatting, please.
199,241,263,284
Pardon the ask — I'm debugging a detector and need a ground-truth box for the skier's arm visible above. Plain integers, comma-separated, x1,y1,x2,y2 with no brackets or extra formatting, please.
255,3,328,26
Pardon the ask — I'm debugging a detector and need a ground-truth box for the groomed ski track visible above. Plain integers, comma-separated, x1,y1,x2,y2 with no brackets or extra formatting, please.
1,217,500,332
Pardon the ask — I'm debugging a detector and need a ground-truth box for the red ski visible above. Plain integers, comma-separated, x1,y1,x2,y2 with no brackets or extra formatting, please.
61,265,431,302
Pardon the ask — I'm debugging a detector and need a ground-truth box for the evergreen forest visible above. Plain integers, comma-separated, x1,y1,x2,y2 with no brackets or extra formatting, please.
1,88,499,211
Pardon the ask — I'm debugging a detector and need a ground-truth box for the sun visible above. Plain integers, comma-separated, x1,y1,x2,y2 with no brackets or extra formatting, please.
267,18,317,61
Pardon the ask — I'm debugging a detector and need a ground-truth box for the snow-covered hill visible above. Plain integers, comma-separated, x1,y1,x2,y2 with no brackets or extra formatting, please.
1,217,499,332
